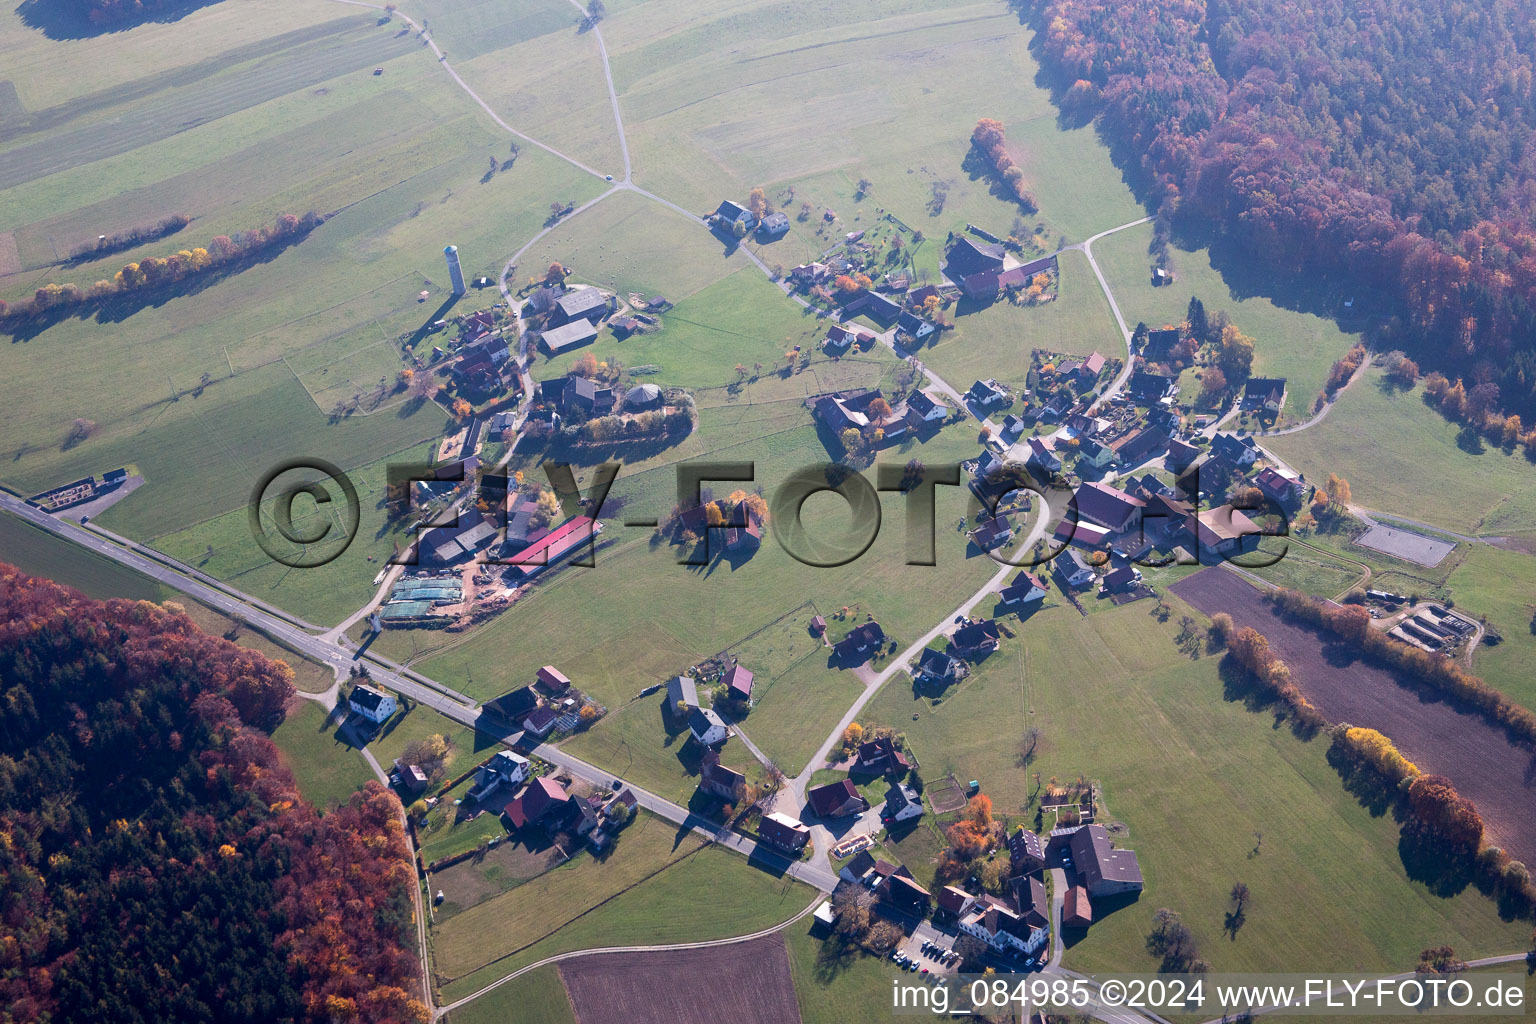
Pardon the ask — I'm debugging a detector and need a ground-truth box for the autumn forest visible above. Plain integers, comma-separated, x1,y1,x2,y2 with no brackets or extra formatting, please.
1029,0,1536,419
0,567,427,1024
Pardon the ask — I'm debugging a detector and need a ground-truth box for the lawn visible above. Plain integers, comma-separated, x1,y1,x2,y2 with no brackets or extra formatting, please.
785,923,905,1024
152,439,439,627
1093,222,1360,421
1447,544,1536,715
858,598,1531,975
442,964,575,1024
919,249,1125,392
1243,536,1366,600
1266,368,1536,537
527,263,830,390
739,656,866,776
269,699,376,811
434,809,816,1001
561,696,763,805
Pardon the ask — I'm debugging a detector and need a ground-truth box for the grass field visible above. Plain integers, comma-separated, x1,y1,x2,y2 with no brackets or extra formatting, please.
269,699,376,810
1448,545,1536,715
603,0,1145,244
562,696,764,804
1093,222,1360,421
858,597,1531,975
1266,368,1536,537
442,964,575,1024
434,809,816,1000
785,923,903,1024
0,510,336,691
920,249,1124,391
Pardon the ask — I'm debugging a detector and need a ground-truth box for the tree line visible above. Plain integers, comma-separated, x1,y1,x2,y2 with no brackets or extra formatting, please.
66,213,190,263
0,212,324,324
1027,0,1536,420
1267,587,1536,746
0,566,427,1023
971,119,1038,213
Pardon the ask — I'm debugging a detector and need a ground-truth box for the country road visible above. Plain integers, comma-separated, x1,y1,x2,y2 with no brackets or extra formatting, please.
11,2,1511,1020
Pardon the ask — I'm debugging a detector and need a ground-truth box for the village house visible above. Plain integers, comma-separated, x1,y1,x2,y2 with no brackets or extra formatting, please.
807,779,868,818
689,707,730,746
757,211,790,239
857,735,911,774
1072,481,1147,533
839,851,879,884
1076,352,1106,387
834,621,886,664
882,783,924,824
896,309,935,343
395,763,429,796
549,287,610,327
488,685,539,723
970,514,1013,550
1065,412,1112,438
967,378,1010,408
1165,437,1201,471
1039,391,1075,422
1076,437,1116,471
999,570,1047,607
758,811,811,854
1185,504,1261,558
943,236,1006,282
905,389,948,426
880,872,933,915
842,289,903,326
1127,371,1177,404
1111,426,1170,468
1008,826,1046,874
1210,432,1261,468
503,775,571,831
1143,493,1195,538
1242,377,1287,412
1059,548,1097,587
791,262,830,285
1253,465,1307,506
915,646,961,685
712,199,757,234
698,748,745,801
1011,874,1050,929
522,705,561,739
666,675,699,713
950,619,1002,658
722,664,754,702
1026,436,1062,473
539,319,599,355
956,893,1047,956
725,518,762,553
470,749,531,801
823,324,855,354
348,684,397,725
1063,885,1093,927
999,413,1026,442
1065,823,1145,898
623,383,663,410
1101,565,1142,593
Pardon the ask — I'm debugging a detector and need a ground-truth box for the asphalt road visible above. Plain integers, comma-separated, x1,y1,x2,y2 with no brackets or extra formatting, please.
0,492,842,895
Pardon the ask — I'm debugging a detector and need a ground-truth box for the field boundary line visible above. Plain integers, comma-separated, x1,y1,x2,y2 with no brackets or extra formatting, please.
436,882,822,1017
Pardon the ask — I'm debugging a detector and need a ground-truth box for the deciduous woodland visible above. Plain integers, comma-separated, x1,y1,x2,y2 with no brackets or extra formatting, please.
0,567,426,1024
1028,0,1536,418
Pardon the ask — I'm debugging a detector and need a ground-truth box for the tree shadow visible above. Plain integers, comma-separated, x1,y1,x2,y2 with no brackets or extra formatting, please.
15,0,226,40
1398,825,1474,898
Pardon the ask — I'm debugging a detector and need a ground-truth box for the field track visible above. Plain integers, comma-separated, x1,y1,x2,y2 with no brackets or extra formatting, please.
1172,568,1536,864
